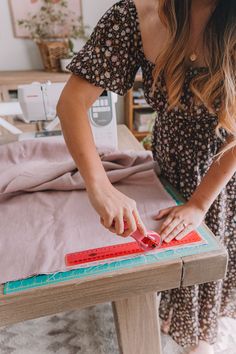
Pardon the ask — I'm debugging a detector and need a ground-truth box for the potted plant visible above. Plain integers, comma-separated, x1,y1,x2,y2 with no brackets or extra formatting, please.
18,0,89,72
60,36,88,72
141,113,156,150
59,39,75,72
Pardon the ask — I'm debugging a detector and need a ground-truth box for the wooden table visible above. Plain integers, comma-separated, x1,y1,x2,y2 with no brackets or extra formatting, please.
0,125,228,354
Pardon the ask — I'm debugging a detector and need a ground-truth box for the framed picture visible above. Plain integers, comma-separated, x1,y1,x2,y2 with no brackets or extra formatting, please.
9,0,83,38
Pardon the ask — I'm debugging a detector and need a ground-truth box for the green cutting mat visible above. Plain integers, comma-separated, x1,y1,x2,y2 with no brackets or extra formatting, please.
3,182,220,295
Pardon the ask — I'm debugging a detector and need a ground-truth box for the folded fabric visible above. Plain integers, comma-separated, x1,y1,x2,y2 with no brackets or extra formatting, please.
0,138,154,195
0,138,176,283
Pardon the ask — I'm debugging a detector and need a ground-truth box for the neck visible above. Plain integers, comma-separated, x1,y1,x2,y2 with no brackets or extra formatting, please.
188,0,217,65
191,0,217,21
192,0,217,9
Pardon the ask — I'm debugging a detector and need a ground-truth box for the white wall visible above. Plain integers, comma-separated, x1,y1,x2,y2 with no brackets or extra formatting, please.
0,0,116,71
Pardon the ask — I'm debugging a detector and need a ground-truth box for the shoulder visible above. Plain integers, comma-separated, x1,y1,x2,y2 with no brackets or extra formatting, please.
102,0,138,22
134,0,159,14
93,0,141,47
134,0,161,29
111,0,160,22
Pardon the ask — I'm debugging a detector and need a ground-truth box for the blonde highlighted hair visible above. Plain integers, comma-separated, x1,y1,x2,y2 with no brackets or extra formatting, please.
153,0,236,150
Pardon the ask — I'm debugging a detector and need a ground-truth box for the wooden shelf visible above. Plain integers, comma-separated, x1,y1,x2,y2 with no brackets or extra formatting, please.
133,131,150,138
125,74,152,144
133,105,151,109
0,70,70,87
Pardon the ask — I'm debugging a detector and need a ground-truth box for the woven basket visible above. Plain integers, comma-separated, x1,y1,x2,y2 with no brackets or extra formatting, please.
37,40,69,72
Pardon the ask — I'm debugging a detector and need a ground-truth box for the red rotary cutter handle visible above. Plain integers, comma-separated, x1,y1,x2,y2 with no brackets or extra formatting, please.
112,220,162,251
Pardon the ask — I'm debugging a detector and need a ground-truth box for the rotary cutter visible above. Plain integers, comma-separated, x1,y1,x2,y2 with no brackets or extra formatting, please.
112,220,162,251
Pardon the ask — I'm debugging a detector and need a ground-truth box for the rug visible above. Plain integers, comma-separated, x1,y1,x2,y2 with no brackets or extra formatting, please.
0,303,235,354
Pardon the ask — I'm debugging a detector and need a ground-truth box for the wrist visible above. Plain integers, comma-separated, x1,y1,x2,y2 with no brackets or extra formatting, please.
86,174,111,193
187,196,210,214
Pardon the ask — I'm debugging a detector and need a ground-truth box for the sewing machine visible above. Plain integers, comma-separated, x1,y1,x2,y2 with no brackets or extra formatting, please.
0,82,118,150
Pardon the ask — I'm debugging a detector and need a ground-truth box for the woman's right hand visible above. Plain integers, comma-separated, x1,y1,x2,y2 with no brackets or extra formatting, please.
87,180,147,238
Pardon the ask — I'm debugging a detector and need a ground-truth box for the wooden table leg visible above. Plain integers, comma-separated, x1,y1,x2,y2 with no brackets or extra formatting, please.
112,292,162,354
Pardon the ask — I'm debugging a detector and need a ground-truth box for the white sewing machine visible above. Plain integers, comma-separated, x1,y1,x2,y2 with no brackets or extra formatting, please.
0,82,118,150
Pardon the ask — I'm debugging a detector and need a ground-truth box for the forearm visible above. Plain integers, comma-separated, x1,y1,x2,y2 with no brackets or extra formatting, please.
189,141,236,211
57,98,109,190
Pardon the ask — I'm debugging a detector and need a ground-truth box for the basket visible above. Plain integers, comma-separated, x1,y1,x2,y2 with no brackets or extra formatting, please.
37,40,69,72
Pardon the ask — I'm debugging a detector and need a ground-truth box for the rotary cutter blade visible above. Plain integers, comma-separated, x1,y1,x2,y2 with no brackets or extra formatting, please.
130,229,162,251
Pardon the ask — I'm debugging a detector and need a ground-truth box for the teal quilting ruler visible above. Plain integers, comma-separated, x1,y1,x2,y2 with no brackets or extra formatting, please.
3,182,220,295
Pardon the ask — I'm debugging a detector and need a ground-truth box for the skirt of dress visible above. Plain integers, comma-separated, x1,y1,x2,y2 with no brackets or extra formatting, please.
156,139,236,347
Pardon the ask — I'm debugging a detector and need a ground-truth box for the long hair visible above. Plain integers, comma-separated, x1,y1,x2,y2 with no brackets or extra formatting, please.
153,0,236,151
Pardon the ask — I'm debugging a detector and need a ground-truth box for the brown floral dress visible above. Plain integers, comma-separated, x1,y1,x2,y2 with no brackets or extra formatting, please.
67,0,236,348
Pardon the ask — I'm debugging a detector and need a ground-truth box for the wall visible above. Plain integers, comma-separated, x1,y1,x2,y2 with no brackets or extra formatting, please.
0,0,116,71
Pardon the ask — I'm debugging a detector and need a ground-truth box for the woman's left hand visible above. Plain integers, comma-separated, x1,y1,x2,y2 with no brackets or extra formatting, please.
155,201,207,243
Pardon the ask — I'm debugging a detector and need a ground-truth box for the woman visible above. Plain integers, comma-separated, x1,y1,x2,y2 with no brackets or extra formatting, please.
57,0,236,353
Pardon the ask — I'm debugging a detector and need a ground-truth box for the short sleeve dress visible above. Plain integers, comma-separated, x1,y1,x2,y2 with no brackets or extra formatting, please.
67,0,236,348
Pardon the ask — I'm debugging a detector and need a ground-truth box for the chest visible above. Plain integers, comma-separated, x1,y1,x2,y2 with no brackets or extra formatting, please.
134,0,209,68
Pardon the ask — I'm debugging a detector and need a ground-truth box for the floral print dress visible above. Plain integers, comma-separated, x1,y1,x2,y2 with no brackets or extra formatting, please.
67,0,236,348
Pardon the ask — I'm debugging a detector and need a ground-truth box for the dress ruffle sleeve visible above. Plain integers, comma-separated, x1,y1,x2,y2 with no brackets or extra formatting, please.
66,0,141,96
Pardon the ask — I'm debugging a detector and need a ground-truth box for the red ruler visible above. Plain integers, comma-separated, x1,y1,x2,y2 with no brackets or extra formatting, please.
65,231,202,267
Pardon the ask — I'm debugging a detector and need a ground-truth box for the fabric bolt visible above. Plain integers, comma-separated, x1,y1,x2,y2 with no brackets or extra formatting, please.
67,0,236,348
0,138,176,284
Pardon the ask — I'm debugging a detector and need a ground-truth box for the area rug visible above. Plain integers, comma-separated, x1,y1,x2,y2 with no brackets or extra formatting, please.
0,304,235,354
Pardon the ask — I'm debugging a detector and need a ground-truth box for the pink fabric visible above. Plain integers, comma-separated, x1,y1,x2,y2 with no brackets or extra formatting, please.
0,138,176,283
